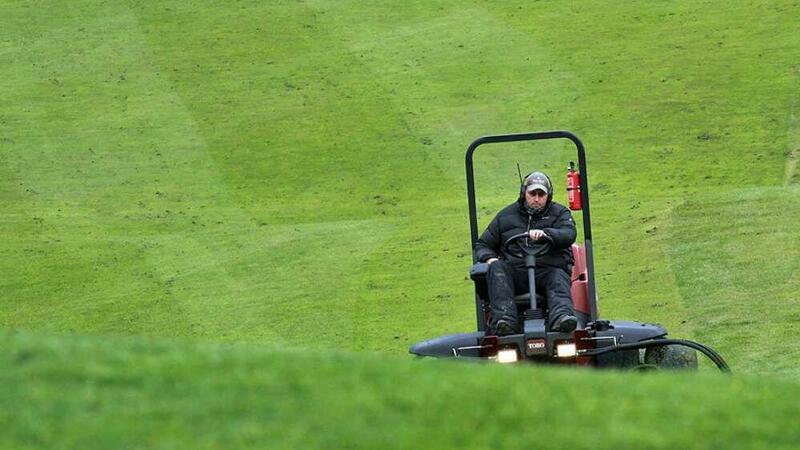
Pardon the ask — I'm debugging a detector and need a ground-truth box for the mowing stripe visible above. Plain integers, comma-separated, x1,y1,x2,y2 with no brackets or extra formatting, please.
785,112,799,185
666,186,800,376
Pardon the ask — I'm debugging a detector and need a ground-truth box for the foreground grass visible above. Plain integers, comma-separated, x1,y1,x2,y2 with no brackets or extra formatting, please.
3,330,799,450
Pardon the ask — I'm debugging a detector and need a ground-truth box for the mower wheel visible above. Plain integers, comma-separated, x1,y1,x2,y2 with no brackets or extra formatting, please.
644,344,698,370
631,364,659,372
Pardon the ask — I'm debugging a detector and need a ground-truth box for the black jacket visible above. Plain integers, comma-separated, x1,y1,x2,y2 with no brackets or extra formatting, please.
474,199,577,270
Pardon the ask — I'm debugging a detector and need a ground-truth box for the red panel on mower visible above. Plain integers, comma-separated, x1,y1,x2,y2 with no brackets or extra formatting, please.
570,244,591,315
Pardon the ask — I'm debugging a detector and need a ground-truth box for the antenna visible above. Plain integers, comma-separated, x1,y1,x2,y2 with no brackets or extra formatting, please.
516,162,524,184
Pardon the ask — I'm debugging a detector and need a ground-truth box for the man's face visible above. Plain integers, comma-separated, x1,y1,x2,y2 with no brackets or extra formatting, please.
525,189,548,210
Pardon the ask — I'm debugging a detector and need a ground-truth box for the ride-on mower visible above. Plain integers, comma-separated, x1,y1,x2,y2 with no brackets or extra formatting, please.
409,131,729,372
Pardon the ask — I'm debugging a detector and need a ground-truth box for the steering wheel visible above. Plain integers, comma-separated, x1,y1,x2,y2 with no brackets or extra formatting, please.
502,232,553,259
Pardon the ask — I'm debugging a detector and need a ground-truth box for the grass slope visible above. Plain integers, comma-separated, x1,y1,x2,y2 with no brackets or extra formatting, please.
3,0,799,361
667,186,800,375
1,0,800,446
3,330,800,450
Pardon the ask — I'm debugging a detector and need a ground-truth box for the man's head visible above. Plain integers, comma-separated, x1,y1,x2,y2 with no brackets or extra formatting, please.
521,171,552,211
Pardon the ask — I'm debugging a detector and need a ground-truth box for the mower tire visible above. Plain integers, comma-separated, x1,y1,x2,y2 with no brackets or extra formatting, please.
644,344,698,370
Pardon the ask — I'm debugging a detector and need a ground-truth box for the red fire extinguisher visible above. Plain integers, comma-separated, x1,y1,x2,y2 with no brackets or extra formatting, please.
567,161,582,211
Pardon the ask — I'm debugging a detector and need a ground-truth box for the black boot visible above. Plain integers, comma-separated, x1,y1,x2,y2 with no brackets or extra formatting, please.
552,314,577,333
494,319,518,336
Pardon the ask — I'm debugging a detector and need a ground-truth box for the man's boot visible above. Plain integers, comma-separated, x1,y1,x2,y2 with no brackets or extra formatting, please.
493,319,517,336
552,314,577,333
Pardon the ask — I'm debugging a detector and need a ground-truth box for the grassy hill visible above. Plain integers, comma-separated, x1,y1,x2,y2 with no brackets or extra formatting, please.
2,0,799,447
4,330,800,450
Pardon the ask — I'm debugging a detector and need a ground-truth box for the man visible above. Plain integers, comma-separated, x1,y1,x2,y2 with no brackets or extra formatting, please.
474,171,578,336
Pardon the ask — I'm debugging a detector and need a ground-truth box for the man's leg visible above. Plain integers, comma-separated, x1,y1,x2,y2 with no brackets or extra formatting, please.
536,267,576,331
486,260,520,334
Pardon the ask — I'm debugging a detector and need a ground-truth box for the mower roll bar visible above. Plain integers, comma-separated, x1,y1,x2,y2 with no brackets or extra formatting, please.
465,131,598,330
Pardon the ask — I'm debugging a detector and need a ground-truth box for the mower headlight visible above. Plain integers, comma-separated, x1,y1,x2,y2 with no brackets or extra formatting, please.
556,343,577,358
496,349,518,364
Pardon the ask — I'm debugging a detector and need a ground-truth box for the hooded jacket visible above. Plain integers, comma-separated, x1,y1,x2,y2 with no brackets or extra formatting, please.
474,196,577,270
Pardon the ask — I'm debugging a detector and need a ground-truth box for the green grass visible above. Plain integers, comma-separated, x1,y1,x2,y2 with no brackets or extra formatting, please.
4,330,800,450
1,0,800,447
667,186,800,375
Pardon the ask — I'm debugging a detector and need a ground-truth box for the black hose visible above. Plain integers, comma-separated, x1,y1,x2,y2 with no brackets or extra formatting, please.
580,338,731,373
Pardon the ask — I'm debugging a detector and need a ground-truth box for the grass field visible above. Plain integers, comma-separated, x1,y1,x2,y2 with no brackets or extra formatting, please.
4,330,800,450
2,0,799,448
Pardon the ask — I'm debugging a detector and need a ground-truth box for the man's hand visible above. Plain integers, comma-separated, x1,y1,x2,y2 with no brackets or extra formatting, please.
486,257,499,264
528,229,548,241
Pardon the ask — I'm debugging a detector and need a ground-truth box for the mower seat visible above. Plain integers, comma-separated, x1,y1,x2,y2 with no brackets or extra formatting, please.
570,244,591,318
